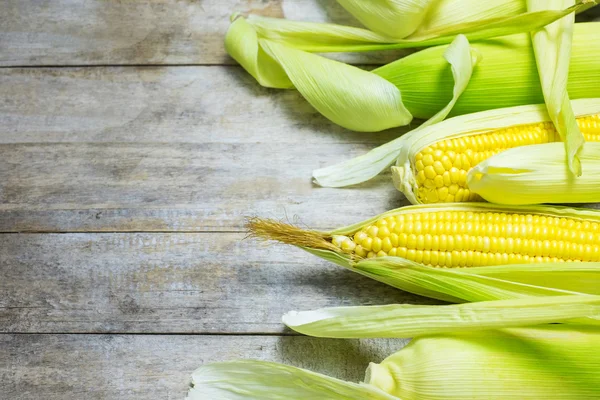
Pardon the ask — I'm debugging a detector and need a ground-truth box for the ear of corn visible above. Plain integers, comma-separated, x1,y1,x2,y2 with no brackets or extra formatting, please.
229,15,600,135
528,0,583,175
389,98,600,204
227,17,478,131
188,326,600,399
468,142,600,204
367,325,600,399
241,4,588,52
282,295,600,339
247,203,600,301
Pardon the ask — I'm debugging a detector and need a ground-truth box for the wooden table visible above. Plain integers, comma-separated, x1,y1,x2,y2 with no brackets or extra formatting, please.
1,2,598,399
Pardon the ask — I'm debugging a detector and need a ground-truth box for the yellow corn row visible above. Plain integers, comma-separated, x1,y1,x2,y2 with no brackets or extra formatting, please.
248,203,600,269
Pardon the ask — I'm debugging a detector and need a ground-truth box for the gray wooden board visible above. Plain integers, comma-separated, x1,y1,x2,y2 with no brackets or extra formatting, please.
0,232,439,334
0,0,410,66
0,334,407,399
0,66,406,145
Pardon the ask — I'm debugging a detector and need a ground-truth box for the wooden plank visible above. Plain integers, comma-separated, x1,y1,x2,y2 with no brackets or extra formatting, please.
0,0,407,66
0,66,405,145
0,334,406,400
0,142,408,232
0,232,436,333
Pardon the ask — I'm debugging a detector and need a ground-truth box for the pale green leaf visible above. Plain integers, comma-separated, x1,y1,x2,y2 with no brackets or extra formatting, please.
187,361,398,400
468,142,600,204
259,39,412,131
528,0,584,175
368,325,600,399
353,257,586,302
312,34,477,186
336,0,435,38
224,16,291,89
283,295,600,339
245,3,592,52
468,263,600,295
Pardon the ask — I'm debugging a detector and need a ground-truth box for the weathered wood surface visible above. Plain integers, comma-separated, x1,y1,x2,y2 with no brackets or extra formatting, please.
0,66,405,144
0,232,437,334
0,334,407,399
0,0,408,66
0,142,406,232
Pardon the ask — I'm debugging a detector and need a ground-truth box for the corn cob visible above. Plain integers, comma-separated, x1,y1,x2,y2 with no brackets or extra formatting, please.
392,105,600,204
248,203,600,268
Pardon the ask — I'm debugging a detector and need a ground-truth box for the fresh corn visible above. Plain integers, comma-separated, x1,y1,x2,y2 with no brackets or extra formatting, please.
247,203,600,301
390,99,600,204
249,203,600,268
228,19,600,133
188,326,600,399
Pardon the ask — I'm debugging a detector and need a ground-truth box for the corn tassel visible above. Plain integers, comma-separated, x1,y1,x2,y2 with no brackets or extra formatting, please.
188,325,600,399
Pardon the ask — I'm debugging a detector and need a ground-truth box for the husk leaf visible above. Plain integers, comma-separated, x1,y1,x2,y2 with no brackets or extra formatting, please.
468,142,600,204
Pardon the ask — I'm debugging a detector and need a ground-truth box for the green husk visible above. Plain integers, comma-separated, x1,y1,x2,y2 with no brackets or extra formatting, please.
468,142,600,204
528,0,583,175
247,0,591,53
283,295,600,339
189,326,600,399
367,325,600,399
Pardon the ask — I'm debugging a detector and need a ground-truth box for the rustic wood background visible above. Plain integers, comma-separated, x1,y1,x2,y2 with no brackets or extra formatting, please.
1,2,599,399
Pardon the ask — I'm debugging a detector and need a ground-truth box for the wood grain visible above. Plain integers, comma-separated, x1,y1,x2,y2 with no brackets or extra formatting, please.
0,0,407,67
0,334,407,399
0,142,409,232
0,232,437,334
0,66,407,144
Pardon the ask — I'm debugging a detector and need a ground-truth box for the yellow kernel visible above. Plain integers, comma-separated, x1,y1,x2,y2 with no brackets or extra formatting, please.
388,248,397,256
367,251,376,258
382,237,393,252
434,175,444,188
376,219,388,227
366,226,379,238
415,160,425,171
354,245,367,257
433,161,445,175
378,226,391,239
423,154,435,166
372,237,383,253
354,231,368,243
341,239,356,253
398,233,408,246
416,170,426,184
390,233,399,247
362,237,373,251
424,166,437,180
407,234,417,249
377,250,388,257
416,235,425,250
